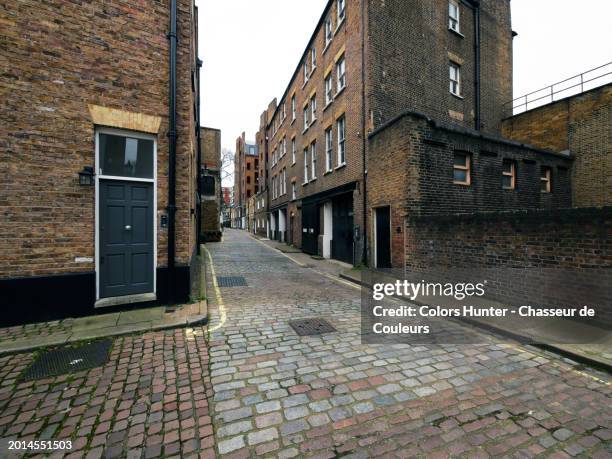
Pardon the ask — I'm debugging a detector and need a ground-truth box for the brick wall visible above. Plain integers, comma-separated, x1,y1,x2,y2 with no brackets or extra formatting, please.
367,0,512,134
201,127,221,169
0,0,198,279
502,84,612,207
367,113,573,268
200,127,221,241
404,207,612,326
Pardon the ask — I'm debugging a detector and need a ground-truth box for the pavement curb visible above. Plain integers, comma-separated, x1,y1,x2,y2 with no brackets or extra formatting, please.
338,272,612,374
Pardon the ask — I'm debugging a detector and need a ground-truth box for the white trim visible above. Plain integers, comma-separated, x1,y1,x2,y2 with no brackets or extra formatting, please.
95,127,158,301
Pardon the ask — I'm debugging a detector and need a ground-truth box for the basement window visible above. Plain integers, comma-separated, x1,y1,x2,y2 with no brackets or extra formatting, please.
541,166,552,193
453,152,471,185
502,159,516,189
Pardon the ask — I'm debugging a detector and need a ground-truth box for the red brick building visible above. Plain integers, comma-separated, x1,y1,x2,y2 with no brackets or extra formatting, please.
0,0,201,323
233,133,258,229
200,127,222,242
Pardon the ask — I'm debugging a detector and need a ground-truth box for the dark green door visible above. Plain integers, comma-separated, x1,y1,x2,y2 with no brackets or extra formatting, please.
99,180,154,298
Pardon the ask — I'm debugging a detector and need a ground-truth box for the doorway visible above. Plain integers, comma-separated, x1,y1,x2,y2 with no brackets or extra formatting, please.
375,206,391,268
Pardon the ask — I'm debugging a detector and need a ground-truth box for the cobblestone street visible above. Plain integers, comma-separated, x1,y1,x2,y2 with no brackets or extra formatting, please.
205,229,611,458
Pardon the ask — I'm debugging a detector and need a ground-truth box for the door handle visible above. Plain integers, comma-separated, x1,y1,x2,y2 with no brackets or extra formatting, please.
125,225,132,230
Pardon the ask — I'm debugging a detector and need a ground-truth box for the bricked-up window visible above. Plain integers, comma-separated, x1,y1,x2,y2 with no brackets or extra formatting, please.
541,166,552,193
337,0,346,24
337,55,346,92
325,16,333,47
303,148,309,184
337,115,346,165
303,105,309,131
311,141,317,180
453,152,471,185
502,159,516,190
311,48,317,71
325,127,334,172
291,95,296,121
291,138,296,164
311,94,317,121
325,74,333,105
449,0,460,33
449,62,461,96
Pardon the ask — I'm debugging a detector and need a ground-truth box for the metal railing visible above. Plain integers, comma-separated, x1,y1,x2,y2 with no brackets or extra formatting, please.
505,61,612,115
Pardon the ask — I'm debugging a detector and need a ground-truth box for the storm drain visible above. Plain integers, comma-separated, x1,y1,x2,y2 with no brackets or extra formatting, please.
20,339,113,381
216,276,247,287
289,318,337,336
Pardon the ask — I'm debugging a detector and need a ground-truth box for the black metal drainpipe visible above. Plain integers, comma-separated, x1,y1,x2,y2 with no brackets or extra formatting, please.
167,0,178,301
472,0,481,131
196,58,203,256
360,0,368,266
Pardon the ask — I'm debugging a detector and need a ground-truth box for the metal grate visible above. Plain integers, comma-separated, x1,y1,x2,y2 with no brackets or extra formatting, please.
216,276,247,287
20,340,113,381
289,318,337,336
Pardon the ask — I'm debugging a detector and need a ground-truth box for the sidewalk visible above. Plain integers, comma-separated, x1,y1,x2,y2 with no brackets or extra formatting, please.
0,252,210,355
251,233,611,371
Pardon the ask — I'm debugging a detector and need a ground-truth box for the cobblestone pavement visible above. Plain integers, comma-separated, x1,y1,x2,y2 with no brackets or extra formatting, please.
0,328,214,458
205,229,611,458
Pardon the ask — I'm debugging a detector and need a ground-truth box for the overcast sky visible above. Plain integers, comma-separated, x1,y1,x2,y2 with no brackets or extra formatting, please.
199,0,612,165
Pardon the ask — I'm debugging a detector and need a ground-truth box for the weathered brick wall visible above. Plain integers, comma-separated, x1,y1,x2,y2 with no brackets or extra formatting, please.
404,207,612,325
367,113,573,268
502,84,612,207
0,0,198,278
201,127,221,169
367,0,512,134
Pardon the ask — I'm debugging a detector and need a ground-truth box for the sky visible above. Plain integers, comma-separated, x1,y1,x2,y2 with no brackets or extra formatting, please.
199,0,612,184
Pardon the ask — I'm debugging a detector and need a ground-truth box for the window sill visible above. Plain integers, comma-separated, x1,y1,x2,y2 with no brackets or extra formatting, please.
335,17,345,34
323,40,332,55
449,27,464,38
302,182,309,187
450,92,464,100
291,118,296,125
336,86,346,98
323,100,333,111
324,169,333,176
310,177,317,183
452,181,470,186
309,66,317,78
302,127,309,134
335,163,346,170
310,118,317,127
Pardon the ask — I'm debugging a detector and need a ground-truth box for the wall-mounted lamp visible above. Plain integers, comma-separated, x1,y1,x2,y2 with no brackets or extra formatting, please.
78,166,95,186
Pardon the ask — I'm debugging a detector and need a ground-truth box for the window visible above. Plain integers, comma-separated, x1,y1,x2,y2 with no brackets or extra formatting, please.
337,116,346,165
99,132,154,179
247,162,251,170
201,176,215,196
337,0,345,24
311,94,317,121
311,141,317,180
282,137,287,157
282,102,286,122
450,62,461,96
541,166,552,193
325,74,333,105
449,0,460,32
325,16,333,47
311,48,317,71
337,55,346,92
325,128,333,172
247,175,250,184
291,138,296,164
303,148,309,183
292,182,296,200
291,95,296,121
453,152,471,185
303,105,309,131
283,169,287,194
502,159,516,190
304,62,309,84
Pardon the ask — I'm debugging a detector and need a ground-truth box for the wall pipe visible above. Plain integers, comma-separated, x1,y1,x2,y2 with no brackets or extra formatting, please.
167,0,178,301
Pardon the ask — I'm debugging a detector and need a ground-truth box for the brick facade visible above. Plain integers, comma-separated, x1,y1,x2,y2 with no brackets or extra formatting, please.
233,133,258,228
0,0,200,317
502,84,612,207
367,113,573,268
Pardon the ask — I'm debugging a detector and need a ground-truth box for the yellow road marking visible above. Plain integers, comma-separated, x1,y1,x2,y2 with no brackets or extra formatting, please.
204,246,226,333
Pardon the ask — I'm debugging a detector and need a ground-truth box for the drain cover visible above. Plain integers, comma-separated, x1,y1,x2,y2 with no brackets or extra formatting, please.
217,276,247,287
289,318,336,336
21,339,113,381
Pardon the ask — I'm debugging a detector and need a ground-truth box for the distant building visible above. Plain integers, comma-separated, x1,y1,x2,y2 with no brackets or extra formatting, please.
233,133,258,228
200,127,222,242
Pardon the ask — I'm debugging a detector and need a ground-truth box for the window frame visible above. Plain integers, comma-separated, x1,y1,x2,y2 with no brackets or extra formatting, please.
449,62,461,97
325,16,334,48
291,138,296,165
303,147,309,184
336,55,346,93
502,159,516,190
337,115,346,166
311,94,317,121
449,0,460,33
310,141,317,180
291,95,296,121
337,0,346,25
325,127,334,172
453,152,471,185
303,105,309,132
540,166,552,193
311,48,317,72
325,73,333,106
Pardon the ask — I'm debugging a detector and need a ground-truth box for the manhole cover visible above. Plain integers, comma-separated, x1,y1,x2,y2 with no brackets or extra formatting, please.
289,318,337,336
217,276,247,287
20,339,113,381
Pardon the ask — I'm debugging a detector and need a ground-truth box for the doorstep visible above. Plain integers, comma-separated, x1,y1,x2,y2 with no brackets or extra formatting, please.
340,269,612,372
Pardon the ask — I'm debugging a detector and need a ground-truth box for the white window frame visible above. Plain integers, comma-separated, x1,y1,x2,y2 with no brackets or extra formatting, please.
325,16,333,47
325,127,333,172
303,105,309,131
291,138,296,164
449,0,460,33
337,116,346,166
303,62,309,84
450,62,461,96
337,0,346,25
95,127,158,302
303,147,309,184
291,95,296,121
325,74,333,105
337,56,346,93
311,141,317,180
292,182,296,200
311,48,317,72
311,94,317,122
